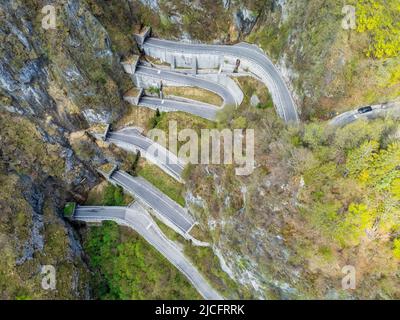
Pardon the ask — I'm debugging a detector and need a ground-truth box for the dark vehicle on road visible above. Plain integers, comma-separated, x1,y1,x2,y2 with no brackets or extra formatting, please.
358,106,373,114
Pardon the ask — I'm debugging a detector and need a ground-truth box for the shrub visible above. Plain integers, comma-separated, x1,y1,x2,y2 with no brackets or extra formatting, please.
356,0,400,58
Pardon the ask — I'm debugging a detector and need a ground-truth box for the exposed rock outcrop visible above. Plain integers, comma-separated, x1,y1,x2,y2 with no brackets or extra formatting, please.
0,0,135,299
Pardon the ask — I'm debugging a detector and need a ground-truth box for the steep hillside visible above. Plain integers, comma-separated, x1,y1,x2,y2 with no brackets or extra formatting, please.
0,0,399,300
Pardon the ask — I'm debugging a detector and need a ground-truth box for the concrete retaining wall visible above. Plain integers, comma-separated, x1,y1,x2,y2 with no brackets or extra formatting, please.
121,60,138,74
143,44,287,119
138,100,179,113
123,96,137,105
133,73,189,89
102,123,111,141
134,27,151,46
197,73,244,106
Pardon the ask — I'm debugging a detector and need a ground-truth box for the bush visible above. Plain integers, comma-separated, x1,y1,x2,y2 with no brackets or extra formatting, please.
102,184,125,206
148,109,163,129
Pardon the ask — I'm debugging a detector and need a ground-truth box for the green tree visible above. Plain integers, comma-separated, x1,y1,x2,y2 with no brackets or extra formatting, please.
129,151,141,177
149,109,163,128
302,123,326,149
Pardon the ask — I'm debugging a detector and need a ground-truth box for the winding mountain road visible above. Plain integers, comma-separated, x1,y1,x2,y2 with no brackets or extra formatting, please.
141,37,299,123
107,127,185,182
73,204,223,300
136,65,238,106
110,170,195,237
329,101,400,127
139,96,218,121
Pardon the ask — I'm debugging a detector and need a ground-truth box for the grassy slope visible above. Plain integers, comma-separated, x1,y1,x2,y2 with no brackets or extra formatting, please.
83,221,200,300
163,87,224,106
137,161,185,206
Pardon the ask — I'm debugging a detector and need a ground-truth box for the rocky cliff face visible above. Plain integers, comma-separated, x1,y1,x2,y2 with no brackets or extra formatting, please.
0,0,136,298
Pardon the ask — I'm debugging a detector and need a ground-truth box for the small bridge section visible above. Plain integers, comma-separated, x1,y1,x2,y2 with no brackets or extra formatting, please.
73,204,222,300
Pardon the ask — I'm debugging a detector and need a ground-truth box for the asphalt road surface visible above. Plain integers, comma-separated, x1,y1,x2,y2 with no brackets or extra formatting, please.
74,205,223,300
139,96,218,121
110,170,195,235
329,102,400,127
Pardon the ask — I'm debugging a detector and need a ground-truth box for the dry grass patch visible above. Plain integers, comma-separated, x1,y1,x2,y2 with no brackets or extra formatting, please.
85,181,109,205
163,86,224,106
